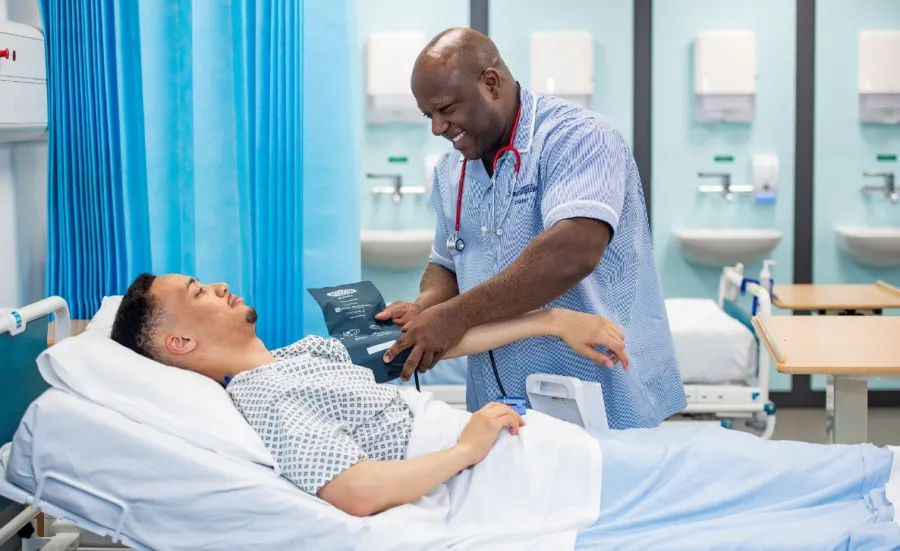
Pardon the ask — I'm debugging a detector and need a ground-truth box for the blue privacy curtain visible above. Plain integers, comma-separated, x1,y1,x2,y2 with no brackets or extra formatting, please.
40,0,360,346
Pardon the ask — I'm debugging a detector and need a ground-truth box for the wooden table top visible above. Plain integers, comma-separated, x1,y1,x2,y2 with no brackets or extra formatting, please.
752,314,900,376
771,281,900,311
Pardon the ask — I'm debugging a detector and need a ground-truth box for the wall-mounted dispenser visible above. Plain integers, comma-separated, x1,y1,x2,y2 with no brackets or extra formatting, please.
531,31,593,108
0,21,47,142
858,30,900,124
366,32,429,124
752,154,778,205
693,30,756,123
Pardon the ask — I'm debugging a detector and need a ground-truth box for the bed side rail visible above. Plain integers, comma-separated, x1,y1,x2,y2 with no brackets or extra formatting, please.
1,296,71,341
1,297,71,447
717,263,773,404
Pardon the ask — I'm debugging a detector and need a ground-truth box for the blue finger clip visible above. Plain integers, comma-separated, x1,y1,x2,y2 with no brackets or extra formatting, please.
496,396,527,415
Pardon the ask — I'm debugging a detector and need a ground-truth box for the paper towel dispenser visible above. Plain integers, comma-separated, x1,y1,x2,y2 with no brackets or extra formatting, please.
531,31,594,108
0,21,47,142
693,30,756,123
858,30,900,124
366,32,429,124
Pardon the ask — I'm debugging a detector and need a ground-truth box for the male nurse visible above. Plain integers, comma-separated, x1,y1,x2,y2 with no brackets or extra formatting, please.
377,28,685,429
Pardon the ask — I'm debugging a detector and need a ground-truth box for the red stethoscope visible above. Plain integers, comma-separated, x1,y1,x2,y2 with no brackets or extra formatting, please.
446,104,523,255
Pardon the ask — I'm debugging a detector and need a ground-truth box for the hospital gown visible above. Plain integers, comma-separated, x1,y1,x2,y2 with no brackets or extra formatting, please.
576,424,900,550
225,336,414,495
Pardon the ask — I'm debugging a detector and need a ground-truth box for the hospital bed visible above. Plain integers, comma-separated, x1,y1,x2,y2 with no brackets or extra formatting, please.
0,295,609,551
665,262,777,438
400,263,778,438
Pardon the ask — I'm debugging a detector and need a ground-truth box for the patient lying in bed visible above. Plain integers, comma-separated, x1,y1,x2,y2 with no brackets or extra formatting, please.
109,273,900,550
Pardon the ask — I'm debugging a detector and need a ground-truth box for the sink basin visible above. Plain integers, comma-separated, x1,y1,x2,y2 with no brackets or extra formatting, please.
834,226,900,267
361,229,434,270
673,228,783,267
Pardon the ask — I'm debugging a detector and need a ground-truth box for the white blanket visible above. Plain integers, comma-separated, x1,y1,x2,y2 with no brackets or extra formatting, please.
360,388,604,551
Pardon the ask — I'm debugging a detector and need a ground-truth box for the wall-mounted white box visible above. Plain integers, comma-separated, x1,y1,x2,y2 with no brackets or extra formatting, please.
531,31,593,108
693,30,756,123
858,30,900,124
0,21,47,142
366,32,429,124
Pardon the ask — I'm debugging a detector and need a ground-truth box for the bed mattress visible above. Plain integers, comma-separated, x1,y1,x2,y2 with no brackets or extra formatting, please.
1,388,366,551
665,298,757,385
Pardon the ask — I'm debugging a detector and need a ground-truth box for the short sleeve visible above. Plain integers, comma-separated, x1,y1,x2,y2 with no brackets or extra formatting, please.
268,398,367,495
540,120,628,236
272,335,351,363
427,158,457,273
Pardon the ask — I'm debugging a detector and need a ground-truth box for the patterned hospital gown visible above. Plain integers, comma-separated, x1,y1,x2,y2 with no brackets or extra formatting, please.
226,335,414,495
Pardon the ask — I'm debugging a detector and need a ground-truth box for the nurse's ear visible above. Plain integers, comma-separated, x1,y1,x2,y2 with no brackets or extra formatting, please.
481,68,503,98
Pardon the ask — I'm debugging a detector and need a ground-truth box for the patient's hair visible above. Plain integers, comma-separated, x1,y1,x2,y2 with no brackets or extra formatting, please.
111,273,166,362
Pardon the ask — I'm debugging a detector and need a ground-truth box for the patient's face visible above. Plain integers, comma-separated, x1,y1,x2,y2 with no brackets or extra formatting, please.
151,274,258,348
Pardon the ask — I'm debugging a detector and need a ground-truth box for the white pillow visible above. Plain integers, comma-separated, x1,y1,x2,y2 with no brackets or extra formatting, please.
37,330,277,470
83,295,123,336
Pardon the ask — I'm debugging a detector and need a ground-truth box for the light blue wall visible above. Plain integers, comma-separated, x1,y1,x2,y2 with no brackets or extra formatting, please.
355,0,469,304
812,0,900,391
651,0,797,391
489,0,633,146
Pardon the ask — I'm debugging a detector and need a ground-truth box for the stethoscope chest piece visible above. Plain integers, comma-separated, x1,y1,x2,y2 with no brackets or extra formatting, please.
446,234,465,255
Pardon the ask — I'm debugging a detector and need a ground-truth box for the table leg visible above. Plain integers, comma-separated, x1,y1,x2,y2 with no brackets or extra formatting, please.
825,375,835,442
832,377,868,444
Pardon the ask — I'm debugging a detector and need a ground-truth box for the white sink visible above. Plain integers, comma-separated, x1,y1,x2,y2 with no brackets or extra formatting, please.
673,228,783,267
361,229,434,270
834,226,900,268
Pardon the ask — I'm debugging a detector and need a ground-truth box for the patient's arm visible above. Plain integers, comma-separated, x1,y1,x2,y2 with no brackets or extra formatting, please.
385,308,628,370
318,403,524,517
318,446,471,517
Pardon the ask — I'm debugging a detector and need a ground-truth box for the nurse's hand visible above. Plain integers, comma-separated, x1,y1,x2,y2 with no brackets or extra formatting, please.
375,301,422,327
382,302,468,380
551,309,629,370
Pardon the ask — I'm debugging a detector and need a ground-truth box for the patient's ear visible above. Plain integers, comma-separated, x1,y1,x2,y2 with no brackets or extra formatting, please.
165,334,197,356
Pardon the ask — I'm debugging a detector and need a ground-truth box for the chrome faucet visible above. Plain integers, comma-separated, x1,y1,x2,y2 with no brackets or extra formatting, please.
367,172,427,203
861,171,898,203
698,172,735,201
367,173,404,203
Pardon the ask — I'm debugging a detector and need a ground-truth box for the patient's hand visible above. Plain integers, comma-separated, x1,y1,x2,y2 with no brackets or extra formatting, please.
456,403,527,466
551,309,629,370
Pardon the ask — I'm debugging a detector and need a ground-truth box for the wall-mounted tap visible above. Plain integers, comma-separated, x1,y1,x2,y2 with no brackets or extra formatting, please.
697,172,753,202
861,171,897,203
366,173,427,203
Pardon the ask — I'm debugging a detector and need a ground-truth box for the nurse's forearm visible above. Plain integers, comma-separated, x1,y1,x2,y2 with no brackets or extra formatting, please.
415,262,459,310
447,218,609,329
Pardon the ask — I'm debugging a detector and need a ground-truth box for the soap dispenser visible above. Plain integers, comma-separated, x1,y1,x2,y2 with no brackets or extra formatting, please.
759,259,776,296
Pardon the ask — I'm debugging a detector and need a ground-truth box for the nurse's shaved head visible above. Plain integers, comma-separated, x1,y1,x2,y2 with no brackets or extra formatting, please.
416,27,512,81
412,28,520,167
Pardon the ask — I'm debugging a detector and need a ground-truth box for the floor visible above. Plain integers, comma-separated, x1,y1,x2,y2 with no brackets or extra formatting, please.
767,407,900,447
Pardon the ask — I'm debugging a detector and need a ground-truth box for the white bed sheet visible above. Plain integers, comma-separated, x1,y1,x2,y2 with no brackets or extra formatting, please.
2,388,367,551
665,299,757,385
2,387,601,551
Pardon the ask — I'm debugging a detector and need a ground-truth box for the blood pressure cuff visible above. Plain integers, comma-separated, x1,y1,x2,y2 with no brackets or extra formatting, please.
307,281,412,383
